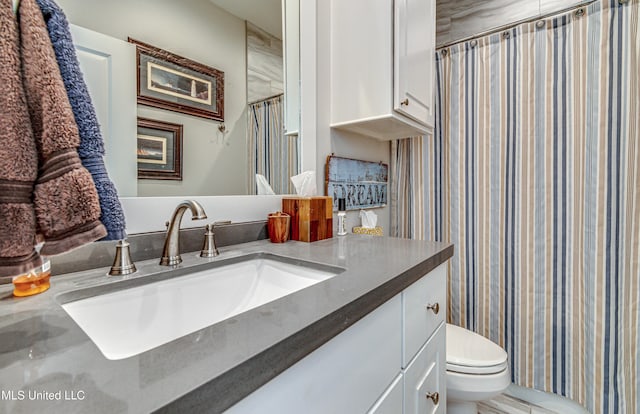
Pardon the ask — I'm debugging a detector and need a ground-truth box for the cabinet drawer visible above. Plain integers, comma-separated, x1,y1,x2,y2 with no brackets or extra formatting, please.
402,263,446,367
366,374,403,414
404,323,446,414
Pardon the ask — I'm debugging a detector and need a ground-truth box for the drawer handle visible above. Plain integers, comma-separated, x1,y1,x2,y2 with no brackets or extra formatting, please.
426,303,440,315
401,98,409,106
426,391,439,405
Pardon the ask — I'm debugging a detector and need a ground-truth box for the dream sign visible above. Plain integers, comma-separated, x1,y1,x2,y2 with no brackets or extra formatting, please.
325,156,388,211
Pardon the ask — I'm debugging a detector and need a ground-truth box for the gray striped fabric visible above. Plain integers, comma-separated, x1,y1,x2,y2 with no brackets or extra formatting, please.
392,1,639,413
248,94,300,195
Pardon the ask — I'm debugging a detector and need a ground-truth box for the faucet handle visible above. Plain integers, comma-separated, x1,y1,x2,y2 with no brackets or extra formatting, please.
109,239,137,276
200,224,219,258
200,221,231,258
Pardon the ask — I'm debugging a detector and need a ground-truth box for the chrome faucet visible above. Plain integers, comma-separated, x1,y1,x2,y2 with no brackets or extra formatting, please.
160,200,207,266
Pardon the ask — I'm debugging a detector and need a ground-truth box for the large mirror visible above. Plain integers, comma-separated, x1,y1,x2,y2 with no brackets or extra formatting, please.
56,0,300,197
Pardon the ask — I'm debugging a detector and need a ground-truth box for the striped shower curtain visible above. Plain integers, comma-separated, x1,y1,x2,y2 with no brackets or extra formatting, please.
248,94,300,194
392,1,640,413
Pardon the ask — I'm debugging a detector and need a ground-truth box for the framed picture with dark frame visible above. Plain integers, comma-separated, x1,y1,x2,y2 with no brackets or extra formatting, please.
137,118,183,180
128,38,224,121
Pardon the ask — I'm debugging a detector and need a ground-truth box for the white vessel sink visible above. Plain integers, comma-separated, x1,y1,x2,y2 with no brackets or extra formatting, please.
60,254,341,360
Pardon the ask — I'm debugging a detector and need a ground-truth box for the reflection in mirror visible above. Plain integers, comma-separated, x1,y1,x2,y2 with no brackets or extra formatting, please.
56,0,300,196
246,22,300,195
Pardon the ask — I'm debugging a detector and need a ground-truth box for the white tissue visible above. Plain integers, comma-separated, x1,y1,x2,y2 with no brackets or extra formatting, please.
359,210,378,228
290,171,317,196
256,174,275,195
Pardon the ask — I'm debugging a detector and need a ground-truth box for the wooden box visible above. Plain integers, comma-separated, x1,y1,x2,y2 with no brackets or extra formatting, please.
282,197,333,242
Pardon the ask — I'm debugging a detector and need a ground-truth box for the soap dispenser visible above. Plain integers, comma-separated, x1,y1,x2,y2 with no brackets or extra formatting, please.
336,198,347,236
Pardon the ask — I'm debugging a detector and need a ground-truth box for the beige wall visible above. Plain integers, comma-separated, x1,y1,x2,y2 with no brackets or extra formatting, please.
57,0,249,196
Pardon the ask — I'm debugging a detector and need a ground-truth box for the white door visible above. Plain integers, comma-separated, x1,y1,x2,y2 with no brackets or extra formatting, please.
393,0,435,127
70,25,137,196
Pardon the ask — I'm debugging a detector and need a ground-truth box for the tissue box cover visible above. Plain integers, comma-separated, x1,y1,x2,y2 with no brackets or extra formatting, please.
282,197,333,242
352,226,384,236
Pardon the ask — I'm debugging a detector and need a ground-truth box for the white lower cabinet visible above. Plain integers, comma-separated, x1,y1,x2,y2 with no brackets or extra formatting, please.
225,265,447,413
404,324,446,414
225,296,402,414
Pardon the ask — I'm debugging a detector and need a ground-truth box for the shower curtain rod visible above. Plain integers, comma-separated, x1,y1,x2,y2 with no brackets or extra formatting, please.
248,93,284,105
436,0,607,50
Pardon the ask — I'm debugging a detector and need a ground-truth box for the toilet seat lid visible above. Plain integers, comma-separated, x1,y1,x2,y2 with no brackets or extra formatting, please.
446,323,508,375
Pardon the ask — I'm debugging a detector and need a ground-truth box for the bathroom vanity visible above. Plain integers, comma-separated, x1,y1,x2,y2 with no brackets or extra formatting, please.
226,256,448,414
0,236,452,413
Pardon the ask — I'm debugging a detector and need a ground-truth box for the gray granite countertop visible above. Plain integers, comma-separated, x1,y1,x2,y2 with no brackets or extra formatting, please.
0,236,452,414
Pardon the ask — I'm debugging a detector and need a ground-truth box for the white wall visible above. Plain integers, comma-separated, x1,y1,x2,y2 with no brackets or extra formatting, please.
315,1,391,233
330,131,391,233
57,0,248,196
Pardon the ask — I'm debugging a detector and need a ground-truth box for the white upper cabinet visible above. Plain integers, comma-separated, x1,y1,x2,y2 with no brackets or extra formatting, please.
394,0,434,126
331,0,435,140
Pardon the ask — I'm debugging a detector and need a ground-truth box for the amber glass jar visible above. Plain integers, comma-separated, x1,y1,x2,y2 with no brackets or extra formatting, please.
12,259,51,297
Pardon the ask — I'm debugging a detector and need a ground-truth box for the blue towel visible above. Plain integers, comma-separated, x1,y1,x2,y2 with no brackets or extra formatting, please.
35,0,126,241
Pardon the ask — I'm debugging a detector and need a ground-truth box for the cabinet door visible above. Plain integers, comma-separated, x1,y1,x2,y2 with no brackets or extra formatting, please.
404,323,446,414
393,0,435,127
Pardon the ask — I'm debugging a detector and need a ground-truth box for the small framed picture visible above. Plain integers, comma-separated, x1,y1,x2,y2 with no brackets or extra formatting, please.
137,118,183,180
128,38,224,121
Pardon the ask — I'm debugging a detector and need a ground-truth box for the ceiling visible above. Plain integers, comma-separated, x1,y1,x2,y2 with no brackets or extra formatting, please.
209,0,282,39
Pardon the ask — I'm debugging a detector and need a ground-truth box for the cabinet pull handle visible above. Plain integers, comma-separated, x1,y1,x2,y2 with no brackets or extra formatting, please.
426,303,440,314
401,98,409,106
426,391,439,405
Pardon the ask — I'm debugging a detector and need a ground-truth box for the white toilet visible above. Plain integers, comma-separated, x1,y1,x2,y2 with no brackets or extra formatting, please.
446,323,511,414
